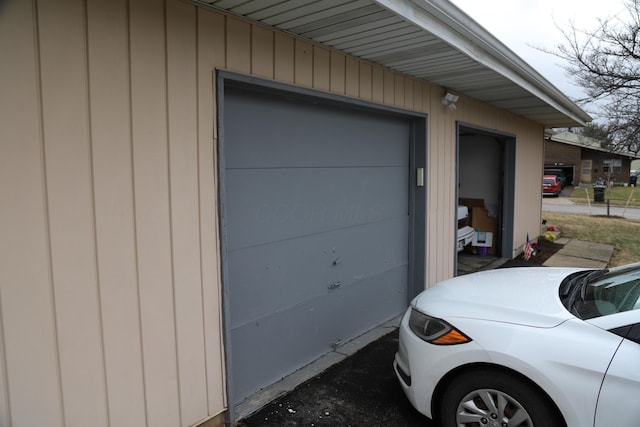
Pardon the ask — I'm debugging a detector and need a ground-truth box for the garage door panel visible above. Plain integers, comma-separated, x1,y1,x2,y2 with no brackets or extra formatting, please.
229,265,408,402
222,83,414,408
225,166,408,250
227,216,409,329
224,86,410,169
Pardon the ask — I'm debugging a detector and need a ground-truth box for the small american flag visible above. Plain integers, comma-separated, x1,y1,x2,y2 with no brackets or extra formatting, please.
523,233,533,261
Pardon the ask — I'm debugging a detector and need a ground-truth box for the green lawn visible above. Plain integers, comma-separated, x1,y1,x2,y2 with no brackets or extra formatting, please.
542,211,640,267
569,185,640,207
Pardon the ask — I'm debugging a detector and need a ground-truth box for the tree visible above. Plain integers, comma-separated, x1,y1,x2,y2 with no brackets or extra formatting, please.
580,122,614,149
557,0,640,154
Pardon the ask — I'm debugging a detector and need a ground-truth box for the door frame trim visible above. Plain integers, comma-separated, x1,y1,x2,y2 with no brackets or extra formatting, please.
455,122,516,271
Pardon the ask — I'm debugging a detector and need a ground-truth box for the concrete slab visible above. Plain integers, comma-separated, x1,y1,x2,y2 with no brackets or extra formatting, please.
241,330,432,426
561,240,614,262
543,239,614,268
543,253,608,268
554,237,571,245
335,316,400,357
235,350,348,420
235,314,403,420
457,254,503,275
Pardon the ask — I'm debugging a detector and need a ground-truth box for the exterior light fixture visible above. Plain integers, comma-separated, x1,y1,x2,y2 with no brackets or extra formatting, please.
442,92,459,111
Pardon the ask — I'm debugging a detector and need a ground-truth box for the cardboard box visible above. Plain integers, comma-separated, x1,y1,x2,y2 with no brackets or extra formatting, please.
459,198,498,255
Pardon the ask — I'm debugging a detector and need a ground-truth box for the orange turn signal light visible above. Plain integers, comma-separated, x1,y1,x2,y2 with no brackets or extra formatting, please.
431,329,471,345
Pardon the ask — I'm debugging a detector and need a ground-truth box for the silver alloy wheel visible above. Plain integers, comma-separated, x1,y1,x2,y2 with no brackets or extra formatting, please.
456,388,533,427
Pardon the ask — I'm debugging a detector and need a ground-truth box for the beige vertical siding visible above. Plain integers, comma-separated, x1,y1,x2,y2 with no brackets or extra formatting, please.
0,0,545,425
130,0,181,425
252,26,275,79
196,7,227,415
167,2,210,425
313,46,331,91
0,1,64,425
38,0,110,425
513,120,546,249
87,0,147,426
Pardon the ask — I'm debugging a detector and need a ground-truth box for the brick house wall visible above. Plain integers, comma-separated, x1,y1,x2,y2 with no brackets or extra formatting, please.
581,150,634,184
545,140,581,165
545,138,637,185
544,140,580,185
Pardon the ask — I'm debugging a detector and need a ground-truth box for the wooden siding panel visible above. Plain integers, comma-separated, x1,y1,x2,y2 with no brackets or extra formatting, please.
359,62,372,100
433,103,446,283
274,32,294,83
514,121,545,254
345,56,359,98
38,0,109,425
421,84,430,113
427,92,448,284
442,113,456,278
413,81,423,113
197,6,227,415
251,25,274,79
383,69,394,105
0,2,63,426
167,2,209,424
372,65,384,103
86,0,147,426
330,51,345,94
227,17,251,73
313,46,330,91
404,78,414,110
443,89,458,279
394,74,404,107
199,9,225,140
130,0,181,425
294,39,313,87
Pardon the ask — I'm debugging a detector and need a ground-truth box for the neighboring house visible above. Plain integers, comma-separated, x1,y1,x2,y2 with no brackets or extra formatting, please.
1,1,590,426
545,131,640,185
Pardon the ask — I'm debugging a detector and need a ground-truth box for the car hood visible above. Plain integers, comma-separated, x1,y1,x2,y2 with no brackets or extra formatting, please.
413,267,585,328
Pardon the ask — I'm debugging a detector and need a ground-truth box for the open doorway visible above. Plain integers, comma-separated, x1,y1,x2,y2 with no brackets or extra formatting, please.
456,124,515,275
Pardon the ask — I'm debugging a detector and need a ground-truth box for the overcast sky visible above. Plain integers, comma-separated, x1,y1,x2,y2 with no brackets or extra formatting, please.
448,0,629,101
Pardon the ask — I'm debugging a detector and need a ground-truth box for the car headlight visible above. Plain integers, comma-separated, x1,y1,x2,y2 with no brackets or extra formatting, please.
408,308,471,345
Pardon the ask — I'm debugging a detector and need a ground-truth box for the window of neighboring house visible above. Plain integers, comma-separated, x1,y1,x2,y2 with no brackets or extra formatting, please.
603,159,622,174
582,160,592,175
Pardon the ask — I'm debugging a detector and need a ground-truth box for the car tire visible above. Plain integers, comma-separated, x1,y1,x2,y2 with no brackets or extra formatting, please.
439,370,563,427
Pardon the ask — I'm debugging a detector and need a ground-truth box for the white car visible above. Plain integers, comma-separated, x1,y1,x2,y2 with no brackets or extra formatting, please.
394,263,640,427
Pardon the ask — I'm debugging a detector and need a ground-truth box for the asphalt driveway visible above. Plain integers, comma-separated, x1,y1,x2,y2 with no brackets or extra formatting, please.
239,329,433,426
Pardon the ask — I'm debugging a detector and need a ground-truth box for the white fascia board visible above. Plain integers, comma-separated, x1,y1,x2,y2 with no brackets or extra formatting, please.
374,0,592,125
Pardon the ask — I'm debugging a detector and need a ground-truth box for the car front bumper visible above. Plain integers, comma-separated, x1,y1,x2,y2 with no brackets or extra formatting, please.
393,307,486,419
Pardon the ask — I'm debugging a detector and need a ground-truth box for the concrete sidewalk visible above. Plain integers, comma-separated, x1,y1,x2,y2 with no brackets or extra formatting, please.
543,238,614,268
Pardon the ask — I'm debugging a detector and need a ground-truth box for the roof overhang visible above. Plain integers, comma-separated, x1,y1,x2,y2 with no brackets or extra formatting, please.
547,134,640,159
196,0,591,128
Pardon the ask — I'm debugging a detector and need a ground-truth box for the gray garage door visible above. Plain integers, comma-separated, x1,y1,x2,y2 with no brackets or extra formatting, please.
221,83,412,405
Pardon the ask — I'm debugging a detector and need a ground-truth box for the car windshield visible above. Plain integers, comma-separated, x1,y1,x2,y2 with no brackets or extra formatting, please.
543,178,555,185
560,264,640,319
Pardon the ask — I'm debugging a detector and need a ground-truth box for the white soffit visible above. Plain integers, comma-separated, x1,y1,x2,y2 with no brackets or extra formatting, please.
199,0,591,127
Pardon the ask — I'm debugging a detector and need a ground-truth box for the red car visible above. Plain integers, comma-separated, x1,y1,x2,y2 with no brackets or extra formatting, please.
543,175,561,196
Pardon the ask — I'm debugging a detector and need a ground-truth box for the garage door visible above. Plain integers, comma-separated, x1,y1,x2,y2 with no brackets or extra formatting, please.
221,83,412,405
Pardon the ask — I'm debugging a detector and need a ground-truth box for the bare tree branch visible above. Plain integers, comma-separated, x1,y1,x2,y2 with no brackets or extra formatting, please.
548,0,640,155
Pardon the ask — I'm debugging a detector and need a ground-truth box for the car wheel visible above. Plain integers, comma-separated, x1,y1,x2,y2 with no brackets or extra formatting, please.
439,370,563,427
